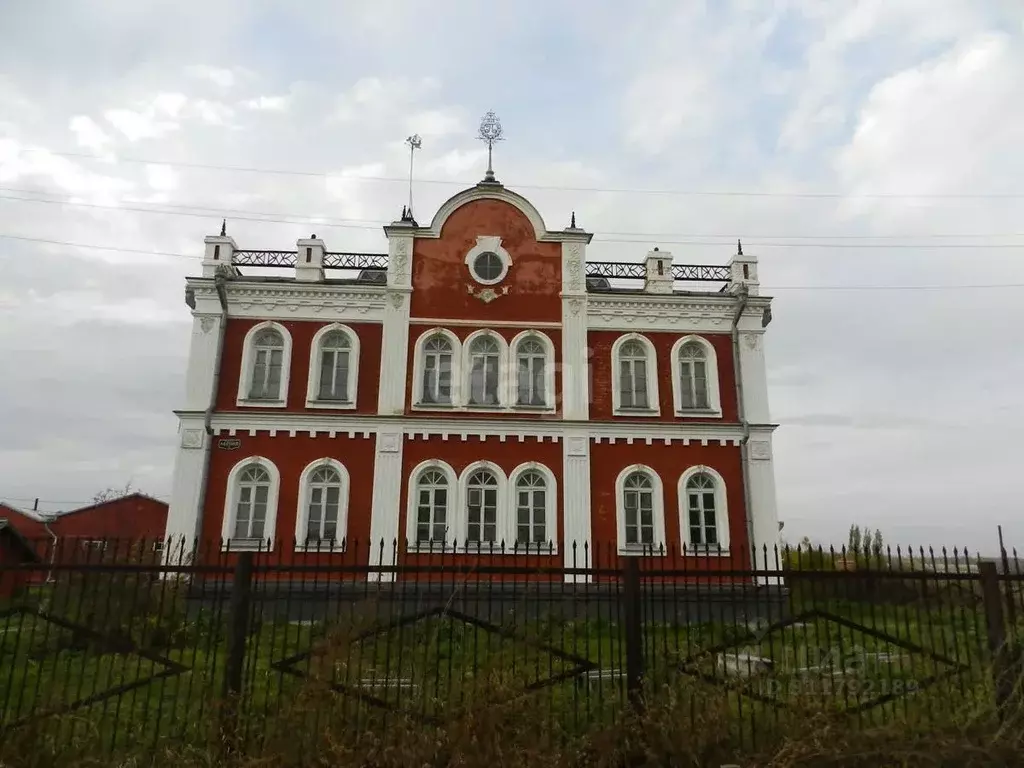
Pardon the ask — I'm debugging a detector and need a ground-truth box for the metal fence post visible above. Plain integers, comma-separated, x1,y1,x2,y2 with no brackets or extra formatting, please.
979,561,1013,718
222,551,254,748
621,557,645,713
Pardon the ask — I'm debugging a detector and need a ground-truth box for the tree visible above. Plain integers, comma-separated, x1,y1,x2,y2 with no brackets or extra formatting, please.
848,524,862,554
871,528,884,559
92,481,135,504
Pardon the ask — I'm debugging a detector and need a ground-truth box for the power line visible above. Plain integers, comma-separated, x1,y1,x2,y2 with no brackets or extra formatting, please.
4,192,1024,249
20,148,1024,199
0,233,201,260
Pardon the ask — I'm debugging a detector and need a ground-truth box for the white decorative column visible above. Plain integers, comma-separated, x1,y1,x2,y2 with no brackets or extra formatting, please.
165,417,208,558
747,431,781,583
201,233,235,277
738,328,770,425
562,430,593,581
368,431,404,580
182,312,223,411
379,226,414,415
560,231,591,420
295,236,325,282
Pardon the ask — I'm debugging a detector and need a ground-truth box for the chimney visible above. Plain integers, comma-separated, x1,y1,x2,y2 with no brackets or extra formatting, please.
644,248,674,294
295,235,326,282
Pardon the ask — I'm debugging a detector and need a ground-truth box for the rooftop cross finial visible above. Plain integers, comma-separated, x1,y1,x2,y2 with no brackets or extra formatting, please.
571,211,576,228
737,239,743,256
220,219,226,237
477,111,504,183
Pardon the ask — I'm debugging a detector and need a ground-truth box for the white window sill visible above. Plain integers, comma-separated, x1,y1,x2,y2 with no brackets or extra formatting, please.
612,407,661,417
412,402,456,412
683,547,731,557
412,403,555,415
294,542,347,554
675,409,723,419
405,544,557,556
222,539,274,552
512,403,556,413
305,399,357,410
618,546,667,557
236,398,287,408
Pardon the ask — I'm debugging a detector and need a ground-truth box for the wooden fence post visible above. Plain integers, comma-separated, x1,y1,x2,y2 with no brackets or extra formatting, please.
979,561,1014,718
621,557,645,714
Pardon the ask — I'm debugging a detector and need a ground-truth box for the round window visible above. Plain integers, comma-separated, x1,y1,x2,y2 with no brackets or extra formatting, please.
472,251,504,283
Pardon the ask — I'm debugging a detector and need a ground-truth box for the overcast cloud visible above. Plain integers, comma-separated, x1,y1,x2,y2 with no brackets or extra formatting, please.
1,1,1022,553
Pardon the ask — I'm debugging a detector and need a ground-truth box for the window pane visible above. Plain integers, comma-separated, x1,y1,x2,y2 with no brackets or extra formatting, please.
633,360,648,407
680,361,693,409
518,525,530,544
416,523,430,543
619,361,634,407
694,361,708,408
517,357,530,404
532,359,546,403
484,357,499,403
319,351,334,398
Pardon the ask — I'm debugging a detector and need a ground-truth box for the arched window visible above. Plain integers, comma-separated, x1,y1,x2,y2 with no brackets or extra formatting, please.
249,329,284,400
297,461,348,548
678,342,708,409
414,468,450,545
221,457,281,549
421,334,454,405
612,335,659,415
615,465,665,553
317,332,351,401
622,472,654,546
465,469,499,545
514,470,547,546
671,336,721,416
679,467,730,553
515,337,547,406
468,335,501,405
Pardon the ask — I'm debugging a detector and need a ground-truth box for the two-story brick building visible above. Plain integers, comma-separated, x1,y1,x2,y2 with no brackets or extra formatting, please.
165,174,779,577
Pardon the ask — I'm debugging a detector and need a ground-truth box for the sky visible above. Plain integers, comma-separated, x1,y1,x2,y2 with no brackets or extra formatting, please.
1,1,1023,554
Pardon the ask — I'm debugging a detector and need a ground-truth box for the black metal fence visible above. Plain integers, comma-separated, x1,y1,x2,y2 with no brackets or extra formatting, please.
1,539,1023,756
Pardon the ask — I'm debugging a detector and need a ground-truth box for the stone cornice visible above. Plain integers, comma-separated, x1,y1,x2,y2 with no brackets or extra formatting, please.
186,278,388,321
586,293,770,332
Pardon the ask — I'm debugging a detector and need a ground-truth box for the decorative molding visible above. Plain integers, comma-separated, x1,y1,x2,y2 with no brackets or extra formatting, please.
389,292,405,310
181,429,204,449
743,333,761,351
198,317,216,334
566,436,588,456
379,432,402,452
467,285,510,303
186,280,387,322
409,317,560,328
749,440,772,460
587,295,771,332
568,297,584,316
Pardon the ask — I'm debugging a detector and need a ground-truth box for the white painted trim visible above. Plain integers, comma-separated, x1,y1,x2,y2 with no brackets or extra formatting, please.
508,461,558,552
464,235,512,286
193,411,763,443
236,321,292,409
405,459,458,551
587,295,771,334
305,323,360,410
426,185,550,242
186,279,388,323
457,460,508,549
294,457,350,552
462,330,510,408
410,317,560,328
669,335,723,418
610,333,661,417
508,330,556,411
678,465,730,554
221,456,281,550
615,464,666,555
411,327,463,408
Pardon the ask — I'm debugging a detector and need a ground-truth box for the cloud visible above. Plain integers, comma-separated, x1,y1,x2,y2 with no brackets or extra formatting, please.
243,95,289,112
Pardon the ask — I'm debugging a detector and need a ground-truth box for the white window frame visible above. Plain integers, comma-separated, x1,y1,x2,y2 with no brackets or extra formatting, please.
615,465,666,555
670,335,722,418
464,235,512,286
508,330,556,412
237,321,292,408
406,460,458,552
457,460,508,551
294,458,350,552
508,462,557,554
221,456,281,551
678,465,730,555
462,330,510,410
411,328,463,410
306,324,360,410
611,333,660,416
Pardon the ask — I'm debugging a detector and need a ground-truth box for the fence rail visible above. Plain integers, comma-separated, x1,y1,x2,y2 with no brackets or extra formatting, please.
1,539,1022,756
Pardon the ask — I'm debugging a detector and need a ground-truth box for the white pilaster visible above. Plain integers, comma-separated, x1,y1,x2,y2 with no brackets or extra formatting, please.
561,239,590,420
738,330,771,425
643,249,674,294
165,417,208,558
202,234,235,278
183,314,223,411
562,429,593,581
379,230,414,414
295,236,325,282
368,431,404,580
747,431,781,583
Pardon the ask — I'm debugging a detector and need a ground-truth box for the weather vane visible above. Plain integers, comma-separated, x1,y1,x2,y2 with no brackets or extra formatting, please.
477,111,503,182
405,134,422,220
